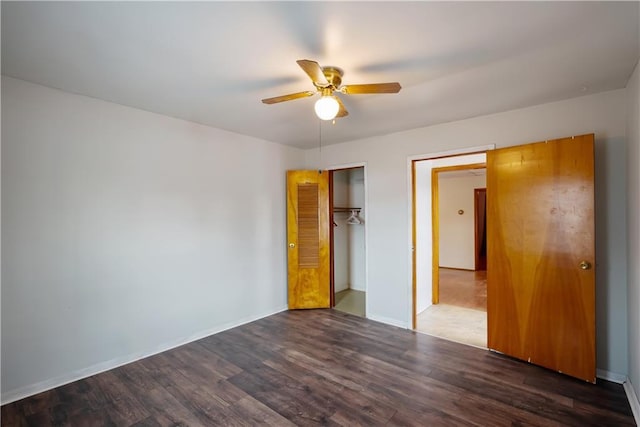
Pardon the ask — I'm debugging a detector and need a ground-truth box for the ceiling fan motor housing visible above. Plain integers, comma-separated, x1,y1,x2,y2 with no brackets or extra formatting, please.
319,67,343,89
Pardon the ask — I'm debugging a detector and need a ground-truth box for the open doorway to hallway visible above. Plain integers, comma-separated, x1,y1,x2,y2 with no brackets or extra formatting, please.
416,269,487,347
413,154,487,348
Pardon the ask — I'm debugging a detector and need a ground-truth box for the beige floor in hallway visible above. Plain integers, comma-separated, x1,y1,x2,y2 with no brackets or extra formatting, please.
334,289,365,317
416,304,487,348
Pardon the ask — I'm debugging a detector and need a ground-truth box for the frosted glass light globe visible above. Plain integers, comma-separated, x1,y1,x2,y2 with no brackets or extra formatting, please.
314,96,340,121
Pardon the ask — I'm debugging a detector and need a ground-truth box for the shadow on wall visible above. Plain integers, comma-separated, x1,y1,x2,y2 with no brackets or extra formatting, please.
594,136,628,373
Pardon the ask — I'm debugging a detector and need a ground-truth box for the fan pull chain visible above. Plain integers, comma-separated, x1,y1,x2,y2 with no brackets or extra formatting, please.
318,119,323,173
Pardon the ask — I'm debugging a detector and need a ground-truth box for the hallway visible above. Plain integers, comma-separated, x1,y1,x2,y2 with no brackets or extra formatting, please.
439,268,486,310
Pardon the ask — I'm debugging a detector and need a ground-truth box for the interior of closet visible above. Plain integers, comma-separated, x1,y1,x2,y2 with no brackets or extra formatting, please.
331,167,366,317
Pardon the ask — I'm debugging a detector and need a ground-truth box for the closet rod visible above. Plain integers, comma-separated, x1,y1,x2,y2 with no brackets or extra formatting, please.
333,207,361,212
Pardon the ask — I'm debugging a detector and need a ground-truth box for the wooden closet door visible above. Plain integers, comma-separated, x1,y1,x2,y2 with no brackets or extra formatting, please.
287,170,330,309
487,134,596,383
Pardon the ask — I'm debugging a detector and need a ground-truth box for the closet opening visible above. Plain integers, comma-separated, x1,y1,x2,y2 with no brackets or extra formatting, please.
329,166,366,317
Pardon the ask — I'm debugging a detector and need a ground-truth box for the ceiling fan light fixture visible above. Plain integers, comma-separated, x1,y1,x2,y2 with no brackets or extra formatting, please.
314,95,340,121
262,59,400,120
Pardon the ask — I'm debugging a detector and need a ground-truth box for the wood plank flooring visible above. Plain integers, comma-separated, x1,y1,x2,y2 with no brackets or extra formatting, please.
2,309,635,426
439,268,487,311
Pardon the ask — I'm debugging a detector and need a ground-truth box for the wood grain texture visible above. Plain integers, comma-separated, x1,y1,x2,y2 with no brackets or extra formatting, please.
487,134,596,382
431,167,440,305
2,310,633,426
287,170,330,309
439,268,487,311
297,183,320,268
341,82,401,94
474,188,487,271
329,171,335,308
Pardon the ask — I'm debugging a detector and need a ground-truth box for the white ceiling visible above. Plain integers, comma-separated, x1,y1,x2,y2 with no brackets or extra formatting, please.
2,2,638,149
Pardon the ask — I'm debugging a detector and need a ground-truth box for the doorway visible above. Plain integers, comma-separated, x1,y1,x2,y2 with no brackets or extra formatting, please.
330,167,366,317
412,153,488,348
474,188,487,271
409,134,595,382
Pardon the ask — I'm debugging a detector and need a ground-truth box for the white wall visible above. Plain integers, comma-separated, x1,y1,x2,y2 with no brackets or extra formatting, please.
333,170,350,293
307,89,629,376
626,61,640,408
438,174,486,270
348,168,366,292
0,77,305,403
415,160,433,315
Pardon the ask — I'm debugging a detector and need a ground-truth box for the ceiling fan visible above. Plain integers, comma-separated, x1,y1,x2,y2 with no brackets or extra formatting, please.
261,59,401,121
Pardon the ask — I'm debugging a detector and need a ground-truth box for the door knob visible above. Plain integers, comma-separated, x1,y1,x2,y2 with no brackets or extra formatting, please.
289,243,295,248
579,260,592,270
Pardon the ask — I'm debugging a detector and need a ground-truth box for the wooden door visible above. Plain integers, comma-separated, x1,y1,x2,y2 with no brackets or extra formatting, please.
474,188,487,271
487,134,595,382
287,170,330,309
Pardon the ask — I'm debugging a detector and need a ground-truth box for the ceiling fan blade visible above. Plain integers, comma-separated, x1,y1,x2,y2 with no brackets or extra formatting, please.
297,59,329,86
341,82,401,94
261,91,315,104
335,96,349,118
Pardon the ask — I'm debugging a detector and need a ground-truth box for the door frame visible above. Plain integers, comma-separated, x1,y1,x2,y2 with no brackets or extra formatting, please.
474,188,487,271
327,162,368,315
431,163,486,305
408,145,494,329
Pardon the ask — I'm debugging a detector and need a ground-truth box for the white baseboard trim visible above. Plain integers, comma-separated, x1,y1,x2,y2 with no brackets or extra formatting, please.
366,313,408,329
596,369,627,384
624,379,640,425
1,305,288,405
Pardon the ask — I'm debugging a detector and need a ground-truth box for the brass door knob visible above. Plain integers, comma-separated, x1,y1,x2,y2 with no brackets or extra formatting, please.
579,261,592,270
289,243,295,248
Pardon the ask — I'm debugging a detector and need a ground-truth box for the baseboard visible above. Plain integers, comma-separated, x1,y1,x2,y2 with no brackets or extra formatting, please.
596,369,627,384
366,313,408,329
1,305,288,405
623,379,640,425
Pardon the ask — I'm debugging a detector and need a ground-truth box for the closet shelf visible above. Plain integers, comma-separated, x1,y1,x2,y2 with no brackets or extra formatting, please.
333,207,363,226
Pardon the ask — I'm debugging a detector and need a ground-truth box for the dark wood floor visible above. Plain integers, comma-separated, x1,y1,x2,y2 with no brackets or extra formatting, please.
440,268,487,311
2,310,635,426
